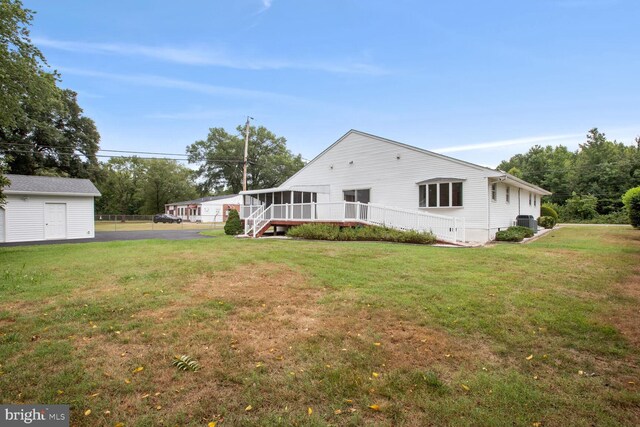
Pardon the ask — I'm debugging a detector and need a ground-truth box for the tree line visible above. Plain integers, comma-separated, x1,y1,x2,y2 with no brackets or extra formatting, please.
498,128,640,222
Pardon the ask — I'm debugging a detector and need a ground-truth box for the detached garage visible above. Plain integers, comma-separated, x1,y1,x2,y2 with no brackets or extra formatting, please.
1,174,101,243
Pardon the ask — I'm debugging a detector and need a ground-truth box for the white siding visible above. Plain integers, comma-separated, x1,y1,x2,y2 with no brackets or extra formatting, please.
282,132,491,241
278,132,548,243
200,195,243,222
4,195,95,243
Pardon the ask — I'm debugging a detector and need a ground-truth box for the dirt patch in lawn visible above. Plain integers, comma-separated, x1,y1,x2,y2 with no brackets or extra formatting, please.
191,265,326,361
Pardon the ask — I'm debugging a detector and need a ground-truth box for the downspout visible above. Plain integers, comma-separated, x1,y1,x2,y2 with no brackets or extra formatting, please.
487,177,491,242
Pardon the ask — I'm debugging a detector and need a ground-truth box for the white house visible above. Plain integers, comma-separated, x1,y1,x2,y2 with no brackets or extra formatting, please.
1,174,101,243
239,130,551,243
165,194,242,223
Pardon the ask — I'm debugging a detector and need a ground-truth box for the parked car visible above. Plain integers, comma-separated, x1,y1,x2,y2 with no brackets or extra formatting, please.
153,213,182,224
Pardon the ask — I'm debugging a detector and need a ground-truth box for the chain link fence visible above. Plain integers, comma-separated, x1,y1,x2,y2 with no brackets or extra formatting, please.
95,214,225,232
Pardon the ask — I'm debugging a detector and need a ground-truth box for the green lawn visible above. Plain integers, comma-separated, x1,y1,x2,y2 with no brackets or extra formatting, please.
0,226,638,426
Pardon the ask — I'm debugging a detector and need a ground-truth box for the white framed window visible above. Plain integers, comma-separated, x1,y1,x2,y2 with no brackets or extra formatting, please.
491,183,497,202
529,193,532,206
534,194,537,207
506,186,510,203
419,182,463,208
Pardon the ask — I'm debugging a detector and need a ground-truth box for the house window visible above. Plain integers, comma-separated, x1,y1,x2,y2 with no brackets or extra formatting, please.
419,182,463,208
529,193,532,206
534,194,537,207
343,189,370,204
506,186,510,203
491,183,497,202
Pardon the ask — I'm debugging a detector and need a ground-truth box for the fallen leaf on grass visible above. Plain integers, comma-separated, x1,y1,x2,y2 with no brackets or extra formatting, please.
124,379,131,384
461,384,470,391
245,405,252,411
156,405,162,410
115,423,124,427
132,366,144,374
57,390,64,395
526,355,533,360
372,372,379,378
334,409,342,415
84,409,91,416
208,423,216,427
373,342,381,346
368,404,380,411
308,407,313,415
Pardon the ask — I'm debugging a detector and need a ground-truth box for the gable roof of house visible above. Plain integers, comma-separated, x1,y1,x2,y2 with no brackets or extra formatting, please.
166,194,240,206
3,174,101,196
281,129,551,195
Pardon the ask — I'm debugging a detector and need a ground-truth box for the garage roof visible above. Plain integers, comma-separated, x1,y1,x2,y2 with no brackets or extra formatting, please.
3,174,101,196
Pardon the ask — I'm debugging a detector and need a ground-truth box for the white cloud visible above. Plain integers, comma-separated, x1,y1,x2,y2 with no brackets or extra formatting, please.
34,36,388,75
431,133,584,154
56,67,305,103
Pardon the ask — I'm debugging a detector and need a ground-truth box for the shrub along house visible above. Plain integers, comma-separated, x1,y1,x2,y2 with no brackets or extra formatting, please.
0,174,100,243
240,130,550,243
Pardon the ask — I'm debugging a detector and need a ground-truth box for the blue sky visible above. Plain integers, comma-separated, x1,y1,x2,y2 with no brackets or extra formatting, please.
28,0,640,167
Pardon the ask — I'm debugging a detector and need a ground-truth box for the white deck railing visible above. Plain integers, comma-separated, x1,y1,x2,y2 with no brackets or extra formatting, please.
242,202,465,243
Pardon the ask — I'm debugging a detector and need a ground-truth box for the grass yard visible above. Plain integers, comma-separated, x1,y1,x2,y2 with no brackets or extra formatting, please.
0,226,639,426
95,221,225,232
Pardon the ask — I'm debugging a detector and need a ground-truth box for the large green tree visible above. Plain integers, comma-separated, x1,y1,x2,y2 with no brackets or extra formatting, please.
187,125,304,194
0,0,59,130
1,89,100,179
0,0,100,189
96,157,198,215
139,159,197,214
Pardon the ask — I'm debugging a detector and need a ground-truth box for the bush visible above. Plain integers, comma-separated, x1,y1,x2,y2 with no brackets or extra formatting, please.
540,203,558,220
286,223,436,244
563,193,598,220
622,186,640,228
224,209,243,235
537,216,556,229
495,226,534,242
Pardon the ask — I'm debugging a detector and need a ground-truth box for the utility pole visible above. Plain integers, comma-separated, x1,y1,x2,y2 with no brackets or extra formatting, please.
242,116,253,192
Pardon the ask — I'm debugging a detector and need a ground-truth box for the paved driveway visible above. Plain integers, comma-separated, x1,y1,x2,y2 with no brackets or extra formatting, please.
0,230,215,247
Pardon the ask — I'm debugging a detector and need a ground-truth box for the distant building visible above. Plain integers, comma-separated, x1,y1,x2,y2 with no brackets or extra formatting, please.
1,174,100,243
165,194,242,223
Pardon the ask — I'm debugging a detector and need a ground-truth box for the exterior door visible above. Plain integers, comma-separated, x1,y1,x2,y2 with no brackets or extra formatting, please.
0,207,4,242
45,203,67,240
343,189,370,220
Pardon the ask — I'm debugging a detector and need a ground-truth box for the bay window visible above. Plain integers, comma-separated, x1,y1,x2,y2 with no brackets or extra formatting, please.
419,181,463,208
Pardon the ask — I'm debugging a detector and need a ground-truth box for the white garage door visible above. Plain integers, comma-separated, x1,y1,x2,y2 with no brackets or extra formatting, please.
45,203,67,240
0,207,4,242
